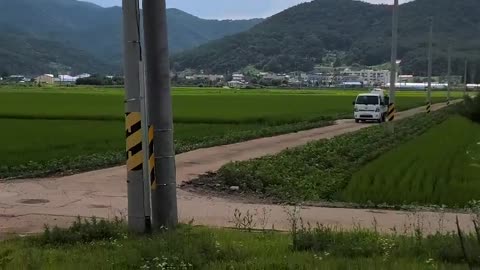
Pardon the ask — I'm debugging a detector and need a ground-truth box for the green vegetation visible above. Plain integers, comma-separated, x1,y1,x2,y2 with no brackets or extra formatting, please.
0,87,456,178
0,0,261,74
174,0,480,79
0,33,112,75
0,218,476,269
460,94,480,123
0,87,453,123
200,108,453,203
343,116,480,207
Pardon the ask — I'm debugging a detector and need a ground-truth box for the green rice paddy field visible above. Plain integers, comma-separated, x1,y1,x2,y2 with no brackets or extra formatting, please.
0,86,459,178
343,115,480,207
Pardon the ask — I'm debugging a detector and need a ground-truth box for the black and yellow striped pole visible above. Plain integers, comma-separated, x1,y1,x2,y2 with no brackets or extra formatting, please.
123,0,149,233
388,0,399,128
143,0,178,229
126,112,143,172
426,102,432,114
388,103,396,122
148,125,156,190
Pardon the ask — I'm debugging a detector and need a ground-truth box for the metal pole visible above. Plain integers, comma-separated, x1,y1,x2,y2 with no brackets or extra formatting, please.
447,42,451,105
427,17,433,113
464,59,468,96
122,0,147,233
142,0,178,229
388,0,399,123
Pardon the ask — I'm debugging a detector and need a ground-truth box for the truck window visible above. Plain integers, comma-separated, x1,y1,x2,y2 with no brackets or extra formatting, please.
356,96,379,105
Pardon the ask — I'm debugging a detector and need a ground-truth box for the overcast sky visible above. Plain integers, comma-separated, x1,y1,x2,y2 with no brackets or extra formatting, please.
87,0,412,19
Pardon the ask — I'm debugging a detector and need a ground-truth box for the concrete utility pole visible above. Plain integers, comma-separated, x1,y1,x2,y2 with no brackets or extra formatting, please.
464,59,468,96
142,0,178,229
388,0,399,123
122,0,147,233
447,42,452,105
427,17,433,113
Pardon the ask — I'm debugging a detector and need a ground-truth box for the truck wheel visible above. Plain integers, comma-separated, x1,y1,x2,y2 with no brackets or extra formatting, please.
355,119,360,123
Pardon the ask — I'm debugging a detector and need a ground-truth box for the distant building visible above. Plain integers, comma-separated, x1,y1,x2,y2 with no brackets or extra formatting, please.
188,74,224,81
8,75,26,83
386,82,448,89
227,81,246,88
343,69,391,86
398,75,414,83
341,81,363,88
76,73,91,79
232,73,245,82
35,74,55,84
228,73,247,88
262,73,286,81
56,75,77,84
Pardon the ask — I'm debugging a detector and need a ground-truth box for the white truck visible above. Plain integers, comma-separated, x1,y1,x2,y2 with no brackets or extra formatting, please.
353,89,389,123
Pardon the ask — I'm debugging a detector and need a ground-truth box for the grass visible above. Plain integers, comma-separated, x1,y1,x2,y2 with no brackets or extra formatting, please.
0,217,475,269
0,87,454,124
0,86,459,178
343,115,480,207
197,107,454,204
0,119,334,178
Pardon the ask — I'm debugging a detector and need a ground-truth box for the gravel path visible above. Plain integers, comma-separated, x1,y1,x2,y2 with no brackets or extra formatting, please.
1,102,473,236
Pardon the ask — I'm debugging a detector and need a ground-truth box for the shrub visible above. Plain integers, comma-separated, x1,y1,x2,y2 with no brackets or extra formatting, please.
37,216,126,246
460,95,480,123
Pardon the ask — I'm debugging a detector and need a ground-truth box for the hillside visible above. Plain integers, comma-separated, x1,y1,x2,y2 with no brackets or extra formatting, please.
173,0,480,80
0,0,262,74
0,33,113,75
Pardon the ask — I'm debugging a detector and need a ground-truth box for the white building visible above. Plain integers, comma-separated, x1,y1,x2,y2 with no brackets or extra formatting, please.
228,73,247,88
77,73,91,79
232,73,245,82
56,75,77,84
386,82,448,89
187,74,224,81
227,81,246,88
344,69,391,86
35,74,55,84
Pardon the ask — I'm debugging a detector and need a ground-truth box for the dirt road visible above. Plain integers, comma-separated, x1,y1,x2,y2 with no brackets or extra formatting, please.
0,102,473,236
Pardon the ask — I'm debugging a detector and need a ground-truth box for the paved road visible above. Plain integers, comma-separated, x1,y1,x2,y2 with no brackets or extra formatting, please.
0,102,473,236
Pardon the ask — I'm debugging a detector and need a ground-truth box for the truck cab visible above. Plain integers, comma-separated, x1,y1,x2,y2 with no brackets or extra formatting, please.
353,89,388,123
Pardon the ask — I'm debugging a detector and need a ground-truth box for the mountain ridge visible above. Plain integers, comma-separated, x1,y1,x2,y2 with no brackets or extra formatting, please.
173,0,480,80
0,0,262,74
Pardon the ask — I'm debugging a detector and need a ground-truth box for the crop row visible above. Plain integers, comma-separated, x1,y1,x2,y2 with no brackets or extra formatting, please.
204,107,455,204
0,90,451,124
343,115,480,207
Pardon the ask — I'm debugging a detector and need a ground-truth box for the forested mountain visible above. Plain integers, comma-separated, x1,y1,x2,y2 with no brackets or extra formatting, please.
0,0,262,74
0,33,112,75
173,0,480,80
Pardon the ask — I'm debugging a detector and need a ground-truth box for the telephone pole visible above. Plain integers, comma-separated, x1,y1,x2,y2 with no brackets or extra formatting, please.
464,59,468,96
388,0,399,123
122,0,147,233
426,17,433,113
142,0,178,229
447,42,451,105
